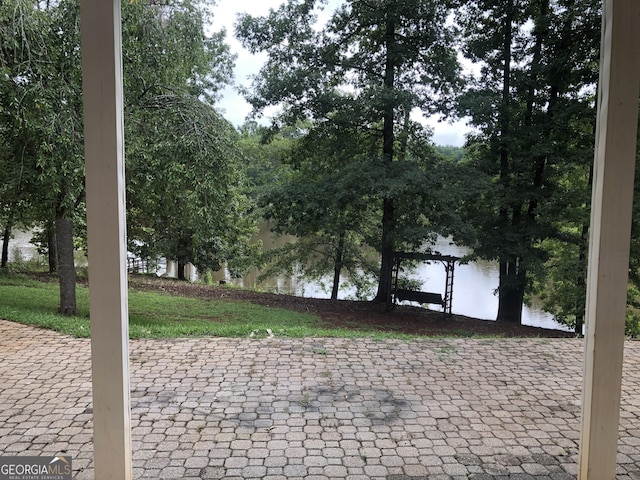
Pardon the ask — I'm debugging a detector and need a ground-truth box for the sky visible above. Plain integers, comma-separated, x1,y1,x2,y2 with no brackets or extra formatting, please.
209,0,470,147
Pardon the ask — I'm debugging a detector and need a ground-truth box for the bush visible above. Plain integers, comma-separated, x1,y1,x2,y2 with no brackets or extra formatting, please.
8,246,47,272
626,285,640,338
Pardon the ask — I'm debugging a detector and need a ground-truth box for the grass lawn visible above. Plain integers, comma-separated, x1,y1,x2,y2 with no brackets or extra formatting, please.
0,273,406,339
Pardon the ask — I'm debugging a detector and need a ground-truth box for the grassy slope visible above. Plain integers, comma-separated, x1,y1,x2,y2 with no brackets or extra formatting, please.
0,273,405,339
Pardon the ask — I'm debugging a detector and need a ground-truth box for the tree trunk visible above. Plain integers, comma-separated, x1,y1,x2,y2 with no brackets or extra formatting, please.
574,222,588,334
496,258,526,322
375,199,396,304
331,232,345,301
177,261,187,281
56,214,77,316
47,221,58,273
497,0,512,260
495,0,519,323
499,0,513,188
525,0,554,220
575,165,593,334
373,15,397,304
1,224,11,269
496,280,525,322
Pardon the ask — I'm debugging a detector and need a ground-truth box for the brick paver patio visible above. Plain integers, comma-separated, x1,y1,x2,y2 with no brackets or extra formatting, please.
1,319,640,479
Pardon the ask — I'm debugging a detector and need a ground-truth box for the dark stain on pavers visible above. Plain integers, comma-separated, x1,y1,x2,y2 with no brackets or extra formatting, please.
455,453,483,465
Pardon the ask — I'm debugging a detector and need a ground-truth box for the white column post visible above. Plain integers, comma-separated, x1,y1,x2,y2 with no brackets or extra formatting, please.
579,1,640,478
80,0,132,478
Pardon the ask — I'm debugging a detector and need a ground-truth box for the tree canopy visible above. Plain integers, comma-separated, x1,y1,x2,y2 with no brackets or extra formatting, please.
122,0,256,280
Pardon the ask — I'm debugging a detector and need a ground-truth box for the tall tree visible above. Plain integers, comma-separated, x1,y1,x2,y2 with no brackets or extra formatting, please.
0,0,47,269
236,0,460,303
126,95,256,280
455,0,600,323
41,0,85,314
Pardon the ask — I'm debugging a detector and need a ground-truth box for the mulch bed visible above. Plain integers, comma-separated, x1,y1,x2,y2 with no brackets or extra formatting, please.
127,275,575,339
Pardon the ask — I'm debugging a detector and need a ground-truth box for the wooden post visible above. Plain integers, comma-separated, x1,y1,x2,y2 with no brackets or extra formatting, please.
80,0,132,478
579,1,640,478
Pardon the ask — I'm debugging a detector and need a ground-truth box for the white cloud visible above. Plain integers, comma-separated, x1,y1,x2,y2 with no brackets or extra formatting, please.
428,118,471,147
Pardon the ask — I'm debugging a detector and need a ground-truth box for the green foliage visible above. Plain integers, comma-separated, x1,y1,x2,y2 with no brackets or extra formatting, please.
533,235,586,330
434,145,465,163
625,119,640,338
237,0,461,121
0,0,88,314
33,0,85,216
235,0,462,301
122,0,234,103
238,121,300,203
625,312,640,339
253,122,381,296
120,0,257,276
339,272,378,301
0,0,45,232
126,94,257,274
452,0,600,323
201,270,214,286
6,246,47,272
395,276,423,293
626,285,640,339
522,111,640,337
